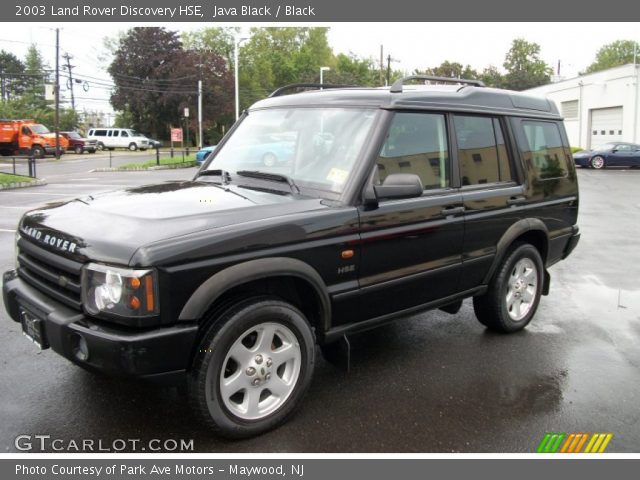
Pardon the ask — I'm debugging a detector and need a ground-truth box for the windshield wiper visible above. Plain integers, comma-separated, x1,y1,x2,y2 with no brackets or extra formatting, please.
236,170,300,194
198,169,231,185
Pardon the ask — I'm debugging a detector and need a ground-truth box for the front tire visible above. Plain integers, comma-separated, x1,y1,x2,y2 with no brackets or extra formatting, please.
30,145,45,159
591,155,605,169
473,243,544,333
189,297,315,438
128,143,138,151
74,145,83,154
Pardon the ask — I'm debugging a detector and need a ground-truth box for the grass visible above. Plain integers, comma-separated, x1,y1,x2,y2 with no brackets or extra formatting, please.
117,154,197,170
0,173,35,186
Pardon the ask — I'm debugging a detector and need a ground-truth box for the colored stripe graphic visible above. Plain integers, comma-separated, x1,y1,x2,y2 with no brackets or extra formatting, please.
538,433,613,453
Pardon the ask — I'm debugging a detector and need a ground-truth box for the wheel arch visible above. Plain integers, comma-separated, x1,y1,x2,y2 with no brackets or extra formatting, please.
483,219,550,286
179,257,331,335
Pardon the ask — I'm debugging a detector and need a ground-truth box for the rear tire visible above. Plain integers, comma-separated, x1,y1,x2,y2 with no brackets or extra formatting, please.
473,243,544,333
188,297,315,438
96,142,104,151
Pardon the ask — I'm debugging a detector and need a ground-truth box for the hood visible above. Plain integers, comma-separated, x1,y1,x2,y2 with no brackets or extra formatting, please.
41,132,69,146
19,180,326,265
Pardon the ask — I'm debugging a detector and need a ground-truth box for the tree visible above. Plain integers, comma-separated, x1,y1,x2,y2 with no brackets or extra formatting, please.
107,27,233,140
330,53,379,86
416,61,478,80
502,39,551,91
0,50,26,101
22,44,50,108
238,27,333,108
479,65,503,88
181,27,237,64
585,40,640,73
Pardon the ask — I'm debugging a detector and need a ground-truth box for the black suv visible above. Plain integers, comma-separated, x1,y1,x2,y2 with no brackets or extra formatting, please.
3,77,580,438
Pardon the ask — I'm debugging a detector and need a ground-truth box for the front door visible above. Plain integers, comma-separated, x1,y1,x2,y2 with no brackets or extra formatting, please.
357,112,464,320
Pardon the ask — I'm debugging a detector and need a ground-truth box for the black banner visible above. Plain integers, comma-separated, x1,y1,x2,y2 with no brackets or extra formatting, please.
4,0,640,22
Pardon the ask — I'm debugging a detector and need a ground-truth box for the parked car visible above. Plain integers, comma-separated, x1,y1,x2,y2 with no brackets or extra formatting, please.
146,138,162,149
573,142,640,169
195,145,216,165
3,77,580,439
86,128,150,151
60,131,97,154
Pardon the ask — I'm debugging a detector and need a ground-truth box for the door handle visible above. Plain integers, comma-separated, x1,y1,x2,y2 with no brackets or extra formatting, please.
507,196,526,206
441,206,465,216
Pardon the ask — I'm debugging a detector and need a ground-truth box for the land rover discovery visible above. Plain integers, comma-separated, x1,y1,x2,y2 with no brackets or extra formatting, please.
3,77,580,438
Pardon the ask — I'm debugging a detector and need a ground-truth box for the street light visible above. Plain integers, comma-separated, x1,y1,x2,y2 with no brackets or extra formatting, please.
320,67,330,89
234,36,249,121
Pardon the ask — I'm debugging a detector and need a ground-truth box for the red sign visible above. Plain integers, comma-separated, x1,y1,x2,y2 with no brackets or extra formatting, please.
170,128,183,142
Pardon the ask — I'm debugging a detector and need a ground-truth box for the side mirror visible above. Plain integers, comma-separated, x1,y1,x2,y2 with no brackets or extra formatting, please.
373,173,423,200
611,149,618,153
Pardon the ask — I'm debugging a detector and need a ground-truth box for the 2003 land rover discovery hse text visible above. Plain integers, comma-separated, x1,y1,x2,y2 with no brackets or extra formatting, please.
3,77,580,438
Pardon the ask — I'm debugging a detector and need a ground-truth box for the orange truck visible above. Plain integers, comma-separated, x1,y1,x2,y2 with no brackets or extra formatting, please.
0,119,68,158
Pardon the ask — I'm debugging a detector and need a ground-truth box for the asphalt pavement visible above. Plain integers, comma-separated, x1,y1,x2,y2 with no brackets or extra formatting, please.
0,159,638,453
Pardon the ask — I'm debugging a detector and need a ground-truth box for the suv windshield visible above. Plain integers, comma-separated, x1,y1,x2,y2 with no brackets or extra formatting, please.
205,108,378,195
31,124,50,134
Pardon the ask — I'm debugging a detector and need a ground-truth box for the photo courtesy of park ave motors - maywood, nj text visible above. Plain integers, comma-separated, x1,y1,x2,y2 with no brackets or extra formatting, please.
0,12,640,458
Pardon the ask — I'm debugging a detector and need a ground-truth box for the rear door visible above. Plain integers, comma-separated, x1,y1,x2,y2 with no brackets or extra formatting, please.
454,115,523,291
357,111,465,320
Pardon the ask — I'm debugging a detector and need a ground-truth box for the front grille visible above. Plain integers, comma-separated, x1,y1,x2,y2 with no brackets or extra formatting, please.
17,239,83,310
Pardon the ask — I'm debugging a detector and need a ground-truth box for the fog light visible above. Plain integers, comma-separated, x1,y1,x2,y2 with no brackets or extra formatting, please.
71,334,89,362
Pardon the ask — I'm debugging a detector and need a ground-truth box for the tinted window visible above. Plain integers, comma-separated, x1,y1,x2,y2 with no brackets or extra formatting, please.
521,121,567,179
121,131,129,137
455,115,512,186
377,113,449,190
94,130,106,136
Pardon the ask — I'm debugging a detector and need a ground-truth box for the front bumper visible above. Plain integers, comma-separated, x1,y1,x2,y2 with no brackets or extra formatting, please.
3,270,198,382
573,156,590,167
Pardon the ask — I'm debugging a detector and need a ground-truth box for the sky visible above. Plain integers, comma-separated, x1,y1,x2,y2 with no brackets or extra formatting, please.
1,22,639,116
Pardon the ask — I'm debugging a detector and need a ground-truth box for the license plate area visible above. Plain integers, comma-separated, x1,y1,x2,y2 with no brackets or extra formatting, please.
20,307,50,349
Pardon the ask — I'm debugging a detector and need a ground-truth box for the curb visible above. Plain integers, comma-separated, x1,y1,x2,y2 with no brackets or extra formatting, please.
91,163,196,173
0,178,47,191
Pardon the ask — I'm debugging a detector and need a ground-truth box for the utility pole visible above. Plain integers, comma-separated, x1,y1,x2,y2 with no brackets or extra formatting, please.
54,28,60,160
197,80,203,149
62,52,75,110
386,54,392,86
380,45,384,86
0,69,5,101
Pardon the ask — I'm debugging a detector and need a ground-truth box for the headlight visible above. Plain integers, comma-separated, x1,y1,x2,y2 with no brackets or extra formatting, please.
82,263,158,318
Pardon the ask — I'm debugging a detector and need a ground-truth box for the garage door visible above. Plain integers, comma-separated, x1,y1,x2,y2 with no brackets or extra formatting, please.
590,107,623,148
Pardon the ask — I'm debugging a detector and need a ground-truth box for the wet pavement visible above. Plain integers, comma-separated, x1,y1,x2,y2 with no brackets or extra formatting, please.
0,164,639,453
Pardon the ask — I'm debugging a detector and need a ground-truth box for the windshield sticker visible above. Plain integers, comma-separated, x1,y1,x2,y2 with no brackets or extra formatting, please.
326,168,348,184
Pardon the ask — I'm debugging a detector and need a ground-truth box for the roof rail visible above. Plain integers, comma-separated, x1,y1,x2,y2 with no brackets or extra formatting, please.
390,75,485,93
268,83,357,98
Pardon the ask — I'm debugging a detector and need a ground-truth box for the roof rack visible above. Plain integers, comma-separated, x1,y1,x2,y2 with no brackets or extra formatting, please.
268,83,357,98
390,75,485,93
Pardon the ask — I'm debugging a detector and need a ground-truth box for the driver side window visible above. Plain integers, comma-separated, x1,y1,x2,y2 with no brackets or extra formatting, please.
376,113,450,190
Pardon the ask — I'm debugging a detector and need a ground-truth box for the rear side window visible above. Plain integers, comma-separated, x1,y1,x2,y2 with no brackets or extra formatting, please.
454,115,513,186
521,121,567,179
377,112,450,190
94,130,106,137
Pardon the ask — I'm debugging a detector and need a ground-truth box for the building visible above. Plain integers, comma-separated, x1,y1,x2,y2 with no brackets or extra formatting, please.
525,64,640,149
